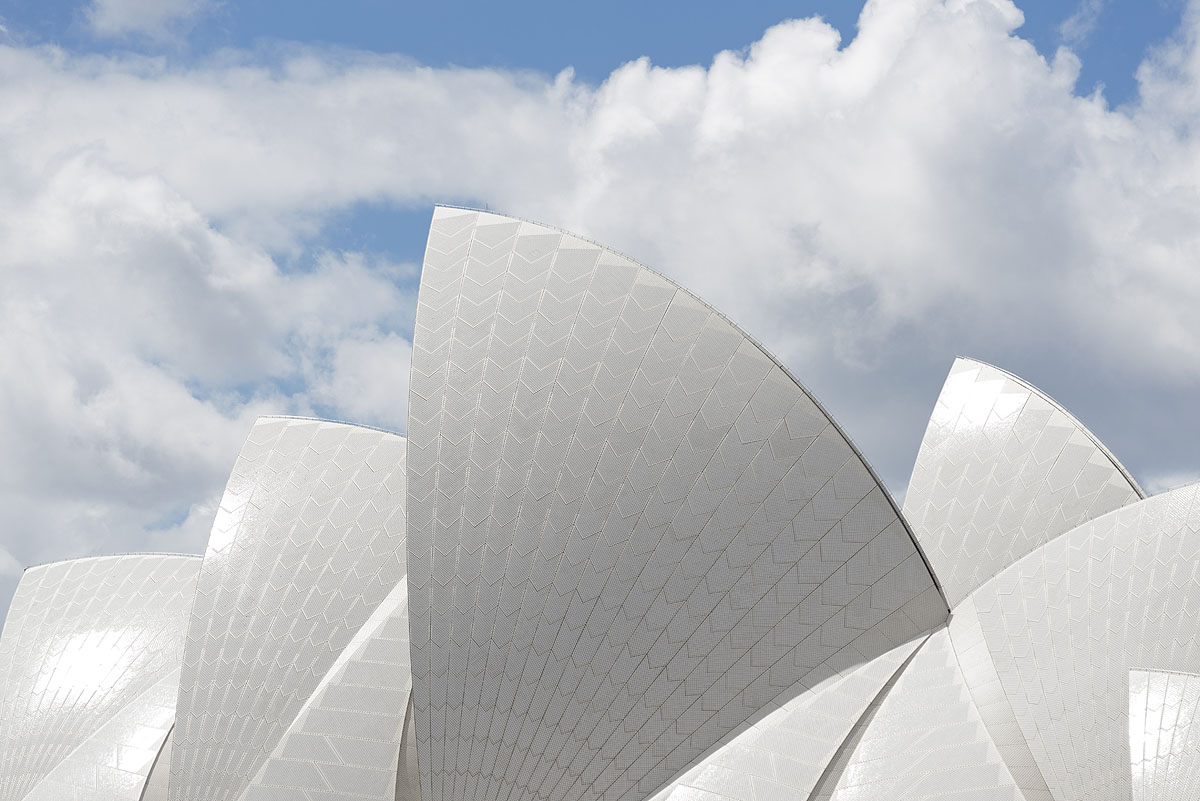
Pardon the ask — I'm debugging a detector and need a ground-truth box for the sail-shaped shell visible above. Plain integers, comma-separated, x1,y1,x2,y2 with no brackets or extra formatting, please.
904,357,1142,605
1129,669,1200,801
407,207,947,801
168,417,411,801
964,483,1200,800
0,554,199,801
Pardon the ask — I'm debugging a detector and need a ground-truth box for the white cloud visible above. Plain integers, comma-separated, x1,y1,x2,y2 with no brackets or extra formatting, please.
1143,471,1200,495
0,130,414,605
85,0,212,40
2,0,1200,612
1060,0,1108,46
308,332,413,433
0,548,19,578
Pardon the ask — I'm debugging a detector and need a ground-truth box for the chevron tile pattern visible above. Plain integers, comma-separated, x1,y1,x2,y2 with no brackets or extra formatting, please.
903,358,1143,606
970,483,1200,801
1129,669,1200,801
647,634,925,801
807,635,913,801
813,628,1026,801
947,598,1055,801
0,554,200,801
22,670,179,801
238,580,415,801
6,205,1199,801
169,417,409,801
407,207,948,801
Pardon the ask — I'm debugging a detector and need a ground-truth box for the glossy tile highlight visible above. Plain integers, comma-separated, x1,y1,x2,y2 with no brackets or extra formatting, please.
0,554,199,801
904,357,1142,605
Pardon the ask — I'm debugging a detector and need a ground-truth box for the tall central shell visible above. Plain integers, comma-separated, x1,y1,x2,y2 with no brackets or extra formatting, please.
407,208,948,801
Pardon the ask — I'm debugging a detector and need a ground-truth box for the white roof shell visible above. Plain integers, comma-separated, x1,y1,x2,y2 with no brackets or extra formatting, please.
964,482,1200,801
0,553,200,801
407,208,947,801
168,417,413,801
1,207,1197,801
904,357,1143,605
1129,668,1200,801
649,634,925,801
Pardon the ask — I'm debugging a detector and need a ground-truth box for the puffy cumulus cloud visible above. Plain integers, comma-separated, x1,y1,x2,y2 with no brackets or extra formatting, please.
307,332,414,433
0,138,414,614
2,0,1200,611
512,0,1200,495
86,0,212,40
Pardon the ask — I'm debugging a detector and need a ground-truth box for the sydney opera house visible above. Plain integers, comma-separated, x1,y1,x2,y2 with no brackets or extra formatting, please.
2,206,1198,801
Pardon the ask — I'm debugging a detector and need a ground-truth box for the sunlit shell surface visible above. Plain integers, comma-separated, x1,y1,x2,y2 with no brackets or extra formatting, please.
0,208,1195,801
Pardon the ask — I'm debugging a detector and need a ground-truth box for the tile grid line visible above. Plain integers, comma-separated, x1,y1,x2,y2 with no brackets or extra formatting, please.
569,384,849,799
22,670,179,799
476,280,718,799
804,630,933,800
459,226,591,801
532,344,782,801
962,356,1145,499
21,553,203,572
231,425,357,790
430,212,480,801
502,255,661,798
414,209,949,801
526,299,753,798
495,269,681,798
407,210,478,801
448,219,534,801
529,366,812,801
462,225,587,801
610,527,938,801
946,596,1057,800
433,206,947,612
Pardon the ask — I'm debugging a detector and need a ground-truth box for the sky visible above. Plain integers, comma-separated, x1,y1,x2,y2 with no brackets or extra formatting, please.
0,0,1197,618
